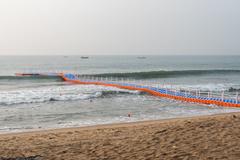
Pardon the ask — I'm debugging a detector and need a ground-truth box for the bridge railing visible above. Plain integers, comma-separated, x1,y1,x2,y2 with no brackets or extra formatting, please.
71,74,239,104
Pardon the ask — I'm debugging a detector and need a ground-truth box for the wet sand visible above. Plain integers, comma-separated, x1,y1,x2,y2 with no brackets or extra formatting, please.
0,112,240,160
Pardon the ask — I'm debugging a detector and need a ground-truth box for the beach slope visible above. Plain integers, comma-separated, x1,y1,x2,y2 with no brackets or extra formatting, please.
0,113,240,160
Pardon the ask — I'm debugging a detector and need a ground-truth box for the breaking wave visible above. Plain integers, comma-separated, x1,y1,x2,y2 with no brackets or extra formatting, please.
90,69,240,79
0,75,62,81
0,85,141,106
1,69,240,81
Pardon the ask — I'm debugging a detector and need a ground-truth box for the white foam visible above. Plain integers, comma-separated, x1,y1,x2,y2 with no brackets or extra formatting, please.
157,83,238,91
0,84,139,105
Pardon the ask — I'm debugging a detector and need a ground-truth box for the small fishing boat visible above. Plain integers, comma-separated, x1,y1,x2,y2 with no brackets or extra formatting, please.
15,73,60,77
81,56,89,59
137,56,146,59
15,73,41,76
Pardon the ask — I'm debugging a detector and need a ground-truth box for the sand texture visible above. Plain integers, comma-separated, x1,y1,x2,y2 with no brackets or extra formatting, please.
0,113,240,160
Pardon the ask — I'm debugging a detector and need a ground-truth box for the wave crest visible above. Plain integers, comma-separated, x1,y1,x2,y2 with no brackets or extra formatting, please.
90,69,240,79
0,85,141,106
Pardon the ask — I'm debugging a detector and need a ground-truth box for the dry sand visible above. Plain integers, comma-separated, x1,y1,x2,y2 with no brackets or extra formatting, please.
0,113,240,160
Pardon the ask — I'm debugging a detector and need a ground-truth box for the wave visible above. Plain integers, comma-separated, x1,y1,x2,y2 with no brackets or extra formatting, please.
228,87,240,92
90,69,240,79
101,90,145,96
0,85,141,106
0,75,62,81
1,69,239,81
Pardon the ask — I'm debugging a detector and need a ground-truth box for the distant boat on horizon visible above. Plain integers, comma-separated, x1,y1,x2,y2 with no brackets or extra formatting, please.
137,56,146,59
81,56,89,59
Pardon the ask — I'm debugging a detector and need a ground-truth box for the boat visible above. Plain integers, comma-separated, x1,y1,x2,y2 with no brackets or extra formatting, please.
137,56,146,59
81,56,89,59
15,73,41,76
15,73,59,77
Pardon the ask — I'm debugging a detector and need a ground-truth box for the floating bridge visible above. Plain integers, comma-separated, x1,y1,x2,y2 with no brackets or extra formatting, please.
59,73,240,108
15,72,240,108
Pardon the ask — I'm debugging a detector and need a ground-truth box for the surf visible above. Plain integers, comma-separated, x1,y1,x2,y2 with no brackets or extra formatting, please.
0,85,141,106
87,69,240,79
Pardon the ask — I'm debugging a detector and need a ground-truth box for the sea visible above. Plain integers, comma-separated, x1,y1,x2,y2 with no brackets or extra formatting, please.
0,55,240,133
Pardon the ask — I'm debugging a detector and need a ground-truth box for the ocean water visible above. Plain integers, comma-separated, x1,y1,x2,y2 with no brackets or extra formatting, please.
0,55,240,133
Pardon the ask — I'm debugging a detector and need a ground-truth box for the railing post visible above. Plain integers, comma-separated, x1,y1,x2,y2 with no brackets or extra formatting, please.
221,91,224,101
236,92,239,104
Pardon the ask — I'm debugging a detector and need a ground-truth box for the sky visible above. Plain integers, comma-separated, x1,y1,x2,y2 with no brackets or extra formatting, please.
0,0,239,55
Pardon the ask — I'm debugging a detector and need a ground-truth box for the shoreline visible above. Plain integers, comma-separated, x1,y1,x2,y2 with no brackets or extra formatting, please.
1,112,240,159
1,112,239,136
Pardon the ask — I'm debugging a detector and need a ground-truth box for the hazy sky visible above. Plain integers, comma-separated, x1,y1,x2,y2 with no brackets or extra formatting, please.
0,0,239,55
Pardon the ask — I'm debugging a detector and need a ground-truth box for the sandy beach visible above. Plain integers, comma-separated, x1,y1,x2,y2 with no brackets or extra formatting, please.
0,112,240,160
